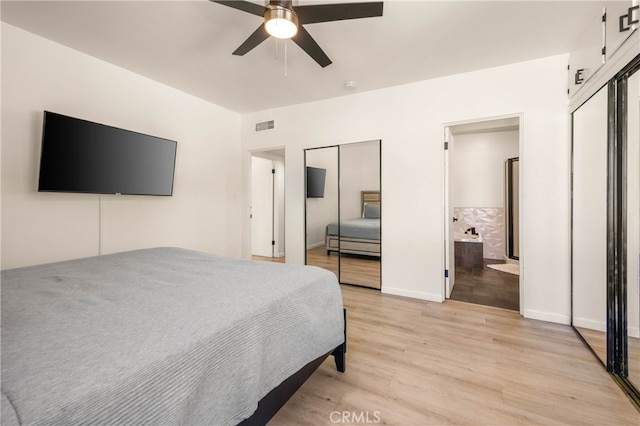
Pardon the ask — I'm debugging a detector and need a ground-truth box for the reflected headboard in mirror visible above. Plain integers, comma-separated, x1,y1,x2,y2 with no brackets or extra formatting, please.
361,191,381,218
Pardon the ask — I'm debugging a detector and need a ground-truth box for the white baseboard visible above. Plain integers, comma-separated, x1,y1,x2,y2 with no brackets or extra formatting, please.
382,286,443,303
306,242,325,250
572,316,606,332
524,309,571,325
629,326,640,338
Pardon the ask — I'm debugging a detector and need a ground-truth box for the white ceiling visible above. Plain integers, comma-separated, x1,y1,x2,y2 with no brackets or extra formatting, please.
1,0,607,113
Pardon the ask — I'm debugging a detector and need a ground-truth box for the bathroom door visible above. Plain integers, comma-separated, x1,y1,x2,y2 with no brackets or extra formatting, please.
444,127,455,298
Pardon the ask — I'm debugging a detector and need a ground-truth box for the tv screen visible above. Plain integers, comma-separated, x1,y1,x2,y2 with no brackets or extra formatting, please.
306,166,326,198
38,111,177,196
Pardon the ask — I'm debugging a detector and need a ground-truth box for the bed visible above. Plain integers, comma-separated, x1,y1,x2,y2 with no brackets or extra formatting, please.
326,190,381,257
1,247,346,425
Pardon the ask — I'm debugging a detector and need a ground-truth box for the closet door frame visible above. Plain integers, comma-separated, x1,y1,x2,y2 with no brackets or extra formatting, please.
609,56,640,405
304,141,382,289
571,53,640,409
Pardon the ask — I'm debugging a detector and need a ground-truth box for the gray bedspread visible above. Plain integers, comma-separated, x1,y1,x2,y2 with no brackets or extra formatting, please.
1,247,344,425
326,218,380,240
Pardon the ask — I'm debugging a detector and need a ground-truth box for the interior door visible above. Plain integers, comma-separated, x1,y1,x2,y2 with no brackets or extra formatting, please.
445,127,455,298
251,156,274,257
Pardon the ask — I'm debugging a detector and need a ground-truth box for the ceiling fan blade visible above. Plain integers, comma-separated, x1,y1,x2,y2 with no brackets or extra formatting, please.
232,24,269,56
211,0,267,17
295,2,383,25
292,26,332,68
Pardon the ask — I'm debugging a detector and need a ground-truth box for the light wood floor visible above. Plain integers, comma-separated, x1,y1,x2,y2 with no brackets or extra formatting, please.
576,327,640,391
254,247,381,289
306,246,381,289
575,327,607,365
269,285,640,425
252,254,286,263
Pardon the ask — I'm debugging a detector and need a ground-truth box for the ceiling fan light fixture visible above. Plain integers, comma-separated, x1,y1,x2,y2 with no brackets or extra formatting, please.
264,6,298,39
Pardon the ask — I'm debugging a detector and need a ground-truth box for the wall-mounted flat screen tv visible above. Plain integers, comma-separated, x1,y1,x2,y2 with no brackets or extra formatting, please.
306,166,326,198
38,111,177,196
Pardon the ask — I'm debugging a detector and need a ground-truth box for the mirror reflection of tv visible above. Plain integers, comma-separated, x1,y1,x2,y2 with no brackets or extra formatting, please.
38,111,177,196
306,166,326,198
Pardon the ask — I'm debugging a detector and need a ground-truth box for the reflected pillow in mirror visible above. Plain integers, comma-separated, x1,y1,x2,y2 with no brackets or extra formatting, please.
363,203,381,219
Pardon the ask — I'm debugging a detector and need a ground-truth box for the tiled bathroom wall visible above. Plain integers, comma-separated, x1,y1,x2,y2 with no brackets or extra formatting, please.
454,207,504,260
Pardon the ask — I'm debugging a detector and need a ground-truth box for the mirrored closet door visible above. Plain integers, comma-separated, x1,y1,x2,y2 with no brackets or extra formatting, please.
304,141,381,290
572,55,640,407
625,65,639,393
305,146,339,276
572,84,609,365
338,141,381,288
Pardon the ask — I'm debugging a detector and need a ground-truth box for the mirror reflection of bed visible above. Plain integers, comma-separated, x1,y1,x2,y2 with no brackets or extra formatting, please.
305,141,381,290
329,191,380,288
306,191,381,290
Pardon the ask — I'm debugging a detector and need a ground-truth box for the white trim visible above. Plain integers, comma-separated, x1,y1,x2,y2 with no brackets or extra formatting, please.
629,326,640,339
517,115,524,316
524,309,571,325
382,286,443,302
573,317,607,332
306,241,325,250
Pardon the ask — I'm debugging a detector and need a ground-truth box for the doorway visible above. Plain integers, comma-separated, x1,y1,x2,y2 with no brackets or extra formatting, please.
251,149,285,261
444,116,522,312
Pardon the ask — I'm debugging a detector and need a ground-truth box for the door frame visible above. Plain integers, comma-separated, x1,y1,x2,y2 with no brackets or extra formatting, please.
443,113,524,315
304,140,382,289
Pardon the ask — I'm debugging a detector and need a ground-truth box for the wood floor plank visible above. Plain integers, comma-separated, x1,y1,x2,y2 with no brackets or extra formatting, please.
267,284,639,425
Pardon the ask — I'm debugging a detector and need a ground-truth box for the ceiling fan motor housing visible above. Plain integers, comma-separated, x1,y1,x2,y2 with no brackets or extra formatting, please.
267,0,294,9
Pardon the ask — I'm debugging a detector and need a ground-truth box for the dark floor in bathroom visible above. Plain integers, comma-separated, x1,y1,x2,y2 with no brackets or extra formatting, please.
450,259,519,311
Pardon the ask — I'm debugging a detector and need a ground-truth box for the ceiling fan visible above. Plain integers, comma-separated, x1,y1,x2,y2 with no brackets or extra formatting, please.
211,1,384,68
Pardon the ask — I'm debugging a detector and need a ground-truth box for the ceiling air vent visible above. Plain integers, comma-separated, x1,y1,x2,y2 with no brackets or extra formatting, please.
255,120,275,132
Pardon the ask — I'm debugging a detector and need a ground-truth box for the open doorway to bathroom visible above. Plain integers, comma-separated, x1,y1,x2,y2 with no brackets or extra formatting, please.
251,149,285,263
444,116,521,312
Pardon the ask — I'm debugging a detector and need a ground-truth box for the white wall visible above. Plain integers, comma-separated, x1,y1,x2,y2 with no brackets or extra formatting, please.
453,130,519,208
1,24,242,269
241,54,571,324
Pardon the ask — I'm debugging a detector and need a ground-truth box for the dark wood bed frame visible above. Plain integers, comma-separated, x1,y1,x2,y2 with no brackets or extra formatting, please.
240,309,347,425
